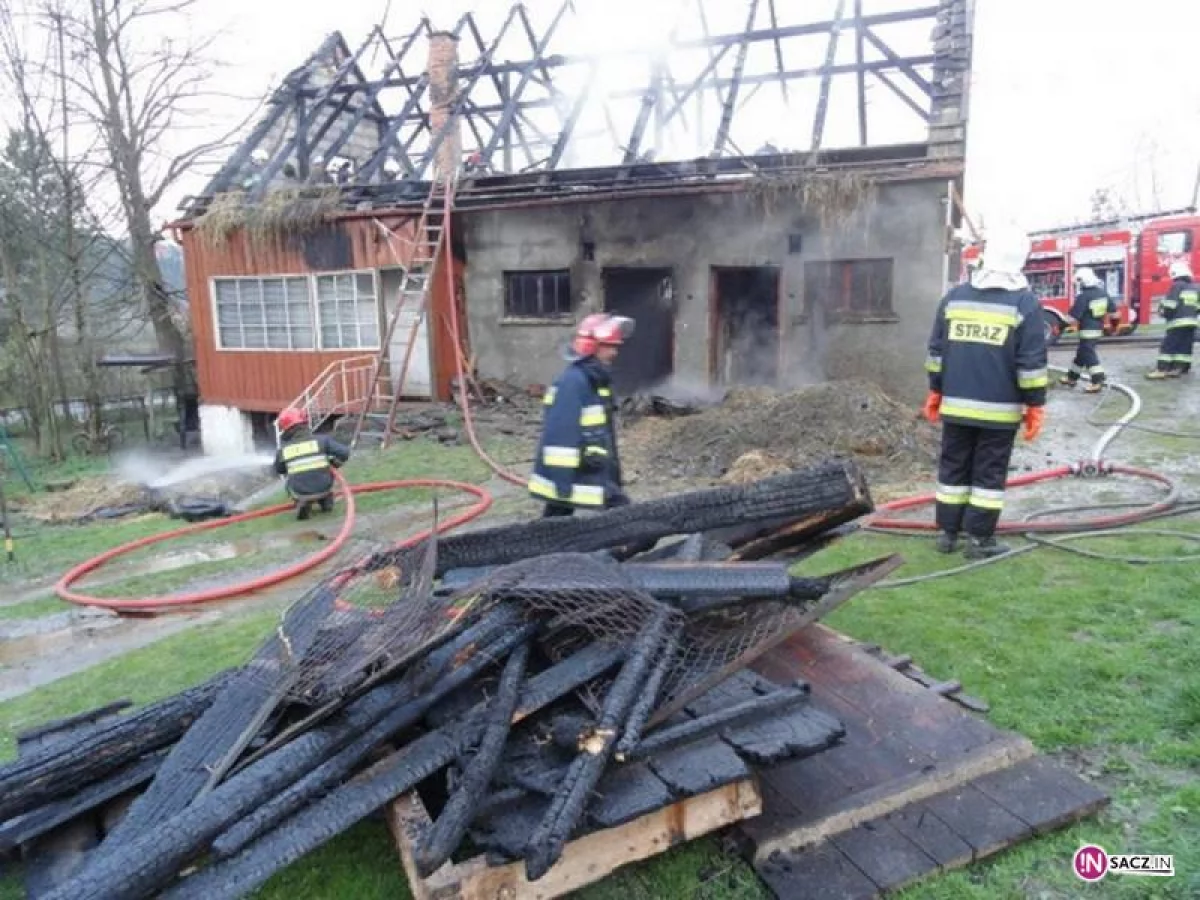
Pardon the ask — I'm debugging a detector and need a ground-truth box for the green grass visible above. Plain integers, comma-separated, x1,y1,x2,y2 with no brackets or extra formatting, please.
2,438,520,584
2,434,1198,898
0,595,70,621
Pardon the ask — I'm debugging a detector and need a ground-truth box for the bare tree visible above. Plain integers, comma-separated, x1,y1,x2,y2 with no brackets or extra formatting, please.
47,0,253,401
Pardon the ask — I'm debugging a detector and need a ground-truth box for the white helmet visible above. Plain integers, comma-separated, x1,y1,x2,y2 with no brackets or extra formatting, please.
1074,266,1101,288
980,226,1031,276
1169,261,1193,280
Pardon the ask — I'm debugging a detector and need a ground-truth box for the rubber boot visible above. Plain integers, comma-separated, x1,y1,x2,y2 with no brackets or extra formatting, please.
1146,370,1168,380
1083,381,1103,394
1058,374,1078,387
319,495,334,514
964,535,1010,560
296,501,312,521
934,531,959,554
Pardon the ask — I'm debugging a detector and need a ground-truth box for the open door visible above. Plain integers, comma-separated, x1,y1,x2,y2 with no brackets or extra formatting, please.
710,267,781,386
602,267,675,395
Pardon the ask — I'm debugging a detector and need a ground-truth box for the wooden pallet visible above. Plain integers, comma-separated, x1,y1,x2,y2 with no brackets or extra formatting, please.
741,625,1110,898
389,777,762,900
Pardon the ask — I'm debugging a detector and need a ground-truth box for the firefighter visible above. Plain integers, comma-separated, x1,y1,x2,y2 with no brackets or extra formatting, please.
1147,261,1200,379
529,313,635,517
1060,266,1115,393
924,225,1048,559
272,407,351,520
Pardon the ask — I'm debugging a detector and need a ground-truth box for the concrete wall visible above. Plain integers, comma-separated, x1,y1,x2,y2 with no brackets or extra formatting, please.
459,179,954,402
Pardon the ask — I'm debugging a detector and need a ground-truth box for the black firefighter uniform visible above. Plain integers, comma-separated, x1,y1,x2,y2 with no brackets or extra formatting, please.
1151,278,1200,376
925,284,1049,538
1063,284,1115,387
528,355,626,515
272,431,350,512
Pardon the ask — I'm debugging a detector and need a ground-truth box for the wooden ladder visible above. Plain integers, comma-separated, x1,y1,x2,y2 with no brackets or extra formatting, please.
349,178,453,449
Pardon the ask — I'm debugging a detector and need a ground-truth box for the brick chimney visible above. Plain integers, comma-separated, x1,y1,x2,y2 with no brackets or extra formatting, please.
426,31,461,184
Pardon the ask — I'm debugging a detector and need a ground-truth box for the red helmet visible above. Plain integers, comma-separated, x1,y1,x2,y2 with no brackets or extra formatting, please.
277,407,308,432
572,313,635,357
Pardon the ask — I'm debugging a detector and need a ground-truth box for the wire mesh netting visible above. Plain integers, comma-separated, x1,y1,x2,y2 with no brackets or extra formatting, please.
241,526,850,727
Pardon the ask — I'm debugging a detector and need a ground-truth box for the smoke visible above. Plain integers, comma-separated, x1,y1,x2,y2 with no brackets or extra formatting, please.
112,448,274,491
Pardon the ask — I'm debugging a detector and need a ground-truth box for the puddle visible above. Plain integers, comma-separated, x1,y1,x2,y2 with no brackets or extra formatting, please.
82,530,330,582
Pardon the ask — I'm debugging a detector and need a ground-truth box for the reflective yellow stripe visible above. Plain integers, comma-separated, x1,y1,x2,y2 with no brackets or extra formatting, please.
282,440,320,460
1166,318,1198,328
1088,300,1109,317
945,302,1021,326
542,445,581,468
597,387,612,397
967,487,1005,511
935,492,969,505
1078,330,1103,339
925,355,943,373
1017,368,1048,389
940,404,1022,424
287,458,329,473
527,474,605,507
583,445,608,457
580,404,606,426
543,386,557,406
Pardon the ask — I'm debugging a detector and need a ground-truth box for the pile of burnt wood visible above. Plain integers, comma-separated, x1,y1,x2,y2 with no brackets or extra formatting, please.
0,460,899,900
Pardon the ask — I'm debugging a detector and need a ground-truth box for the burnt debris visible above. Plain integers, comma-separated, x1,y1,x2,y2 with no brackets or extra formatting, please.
0,463,898,899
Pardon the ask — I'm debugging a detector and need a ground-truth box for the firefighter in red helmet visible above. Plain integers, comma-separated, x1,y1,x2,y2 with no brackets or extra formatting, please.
529,313,635,517
272,407,351,520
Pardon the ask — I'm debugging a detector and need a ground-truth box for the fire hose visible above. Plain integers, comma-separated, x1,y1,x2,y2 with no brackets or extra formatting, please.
54,472,492,614
863,368,1200,587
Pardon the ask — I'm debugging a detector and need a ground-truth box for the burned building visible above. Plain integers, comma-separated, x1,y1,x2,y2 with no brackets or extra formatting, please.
170,0,975,455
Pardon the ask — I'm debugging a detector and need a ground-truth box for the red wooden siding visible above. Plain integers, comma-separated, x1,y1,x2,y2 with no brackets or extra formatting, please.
180,214,459,411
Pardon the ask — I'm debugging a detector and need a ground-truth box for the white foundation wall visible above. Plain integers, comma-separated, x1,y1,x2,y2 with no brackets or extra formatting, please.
199,404,255,456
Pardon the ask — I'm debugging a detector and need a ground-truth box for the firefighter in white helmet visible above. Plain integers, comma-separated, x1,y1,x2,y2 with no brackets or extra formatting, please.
924,225,1048,559
1060,266,1115,393
1147,261,1200,379
529,313,635,517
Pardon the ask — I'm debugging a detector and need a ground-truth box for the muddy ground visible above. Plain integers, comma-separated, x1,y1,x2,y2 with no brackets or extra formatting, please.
3,345,1194,701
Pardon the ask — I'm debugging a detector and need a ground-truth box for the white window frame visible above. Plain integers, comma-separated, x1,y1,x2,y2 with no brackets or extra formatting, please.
314,270,382,351
211,269,382,353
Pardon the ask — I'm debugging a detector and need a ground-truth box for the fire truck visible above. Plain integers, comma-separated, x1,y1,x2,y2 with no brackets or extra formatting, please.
960,213,1200,345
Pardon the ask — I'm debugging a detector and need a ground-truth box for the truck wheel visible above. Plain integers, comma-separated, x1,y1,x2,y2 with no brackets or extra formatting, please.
1042,310,1062,346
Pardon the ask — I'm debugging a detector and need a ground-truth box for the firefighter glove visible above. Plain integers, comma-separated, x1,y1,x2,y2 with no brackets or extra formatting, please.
922,391,942,424
1022,406,1045,442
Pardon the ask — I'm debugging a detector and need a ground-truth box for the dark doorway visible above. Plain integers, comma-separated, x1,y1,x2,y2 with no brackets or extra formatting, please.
710,267,781,385
602,267,675,394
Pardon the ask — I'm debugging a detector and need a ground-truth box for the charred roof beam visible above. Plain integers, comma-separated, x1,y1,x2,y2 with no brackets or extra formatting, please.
247,31,390,201
765,0,789,105
854,0,868,144
809,0,846,154
404,7,523,183
319,19,436,180
352,16,469,183
477,0,573,171
863,26,932,95
712,0,759,158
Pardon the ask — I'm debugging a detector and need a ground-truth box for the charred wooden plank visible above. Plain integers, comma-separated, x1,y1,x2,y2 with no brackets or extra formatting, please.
523,608,674,881
154,642,627,900
412,641,530,876
209,622,539,860
93,591,337,854
0,751,165,854
404,461,873,576
0,673,230,824
15,701,134,751
614,628,680,762
627,685,812,762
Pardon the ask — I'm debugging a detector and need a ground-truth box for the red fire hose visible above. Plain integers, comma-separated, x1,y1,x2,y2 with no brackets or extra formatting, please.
54,471,491,614
864,463,1180,534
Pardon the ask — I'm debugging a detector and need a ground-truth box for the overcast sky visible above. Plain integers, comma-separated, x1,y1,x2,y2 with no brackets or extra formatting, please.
13,0,1200,234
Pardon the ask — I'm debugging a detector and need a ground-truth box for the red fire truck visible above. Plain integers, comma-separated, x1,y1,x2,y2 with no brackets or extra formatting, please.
960,213,1200,345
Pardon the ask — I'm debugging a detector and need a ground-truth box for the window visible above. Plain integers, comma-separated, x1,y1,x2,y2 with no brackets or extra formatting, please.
214,276,314,349
503,270,572,319
1156,230,1193,256
803,259,895,323
212,271,380,351
315,272,380,349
